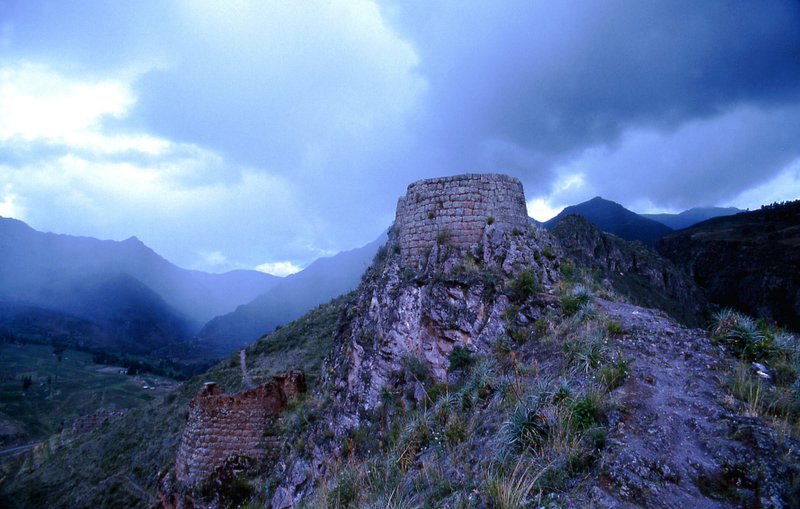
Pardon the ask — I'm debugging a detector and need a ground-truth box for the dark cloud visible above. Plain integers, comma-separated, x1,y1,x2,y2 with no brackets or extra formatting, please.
1,0,799,269
386,1,800,181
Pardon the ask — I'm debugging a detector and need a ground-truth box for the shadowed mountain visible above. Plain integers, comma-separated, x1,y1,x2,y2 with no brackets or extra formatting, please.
0,217,281,330
658,201,800,330
642,206,742,230
550,215,708,326
196,233,386,357
544,196,673,245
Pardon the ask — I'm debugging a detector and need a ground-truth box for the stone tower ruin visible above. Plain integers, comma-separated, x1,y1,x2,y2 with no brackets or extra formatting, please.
392,173,530,267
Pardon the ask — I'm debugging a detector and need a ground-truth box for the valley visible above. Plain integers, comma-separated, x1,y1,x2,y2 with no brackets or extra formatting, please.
0,343,177,448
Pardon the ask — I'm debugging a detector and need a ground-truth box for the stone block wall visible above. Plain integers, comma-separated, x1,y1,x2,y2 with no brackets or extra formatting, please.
392,173,529,267
173,371,305,486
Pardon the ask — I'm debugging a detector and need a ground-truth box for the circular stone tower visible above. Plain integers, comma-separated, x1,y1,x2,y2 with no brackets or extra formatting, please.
391,173,529,267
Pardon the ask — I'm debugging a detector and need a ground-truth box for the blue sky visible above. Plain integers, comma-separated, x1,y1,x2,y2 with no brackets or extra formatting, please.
1,1,799,275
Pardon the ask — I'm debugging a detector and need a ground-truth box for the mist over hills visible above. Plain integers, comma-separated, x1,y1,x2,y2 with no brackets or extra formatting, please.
544,196,674,245
196,233,386,356
642,206,742,230
0,216,282,356
0,216,280,328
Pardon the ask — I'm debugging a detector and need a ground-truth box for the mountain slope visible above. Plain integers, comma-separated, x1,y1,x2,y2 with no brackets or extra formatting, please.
0,217,281,329
550,214,707,325
544,196,673,245
642,206,742,230
658,200,800,330
196,233,386,356
0,294,349,508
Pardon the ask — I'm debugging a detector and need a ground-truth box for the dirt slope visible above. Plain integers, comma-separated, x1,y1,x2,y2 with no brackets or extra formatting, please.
579,299,799,508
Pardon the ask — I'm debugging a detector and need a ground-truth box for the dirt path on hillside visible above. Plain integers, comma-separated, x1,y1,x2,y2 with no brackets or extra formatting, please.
576,299,799,508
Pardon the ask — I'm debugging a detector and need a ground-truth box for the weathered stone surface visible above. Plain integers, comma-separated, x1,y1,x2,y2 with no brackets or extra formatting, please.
158,371,305,509
393,174,530,268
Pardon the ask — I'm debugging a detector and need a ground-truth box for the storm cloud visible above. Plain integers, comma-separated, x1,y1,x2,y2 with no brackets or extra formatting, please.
0,0,798,272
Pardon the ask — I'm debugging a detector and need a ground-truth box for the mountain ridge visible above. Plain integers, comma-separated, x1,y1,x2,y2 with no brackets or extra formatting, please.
195,233,386,356
0,216,282,329
543,196,673,245
642,206,742,230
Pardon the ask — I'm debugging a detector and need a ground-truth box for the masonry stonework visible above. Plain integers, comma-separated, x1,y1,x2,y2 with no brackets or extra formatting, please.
173,371,305,487
392,174,529,267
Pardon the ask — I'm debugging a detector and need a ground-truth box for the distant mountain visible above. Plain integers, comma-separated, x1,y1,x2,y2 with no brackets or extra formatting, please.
658,201,800,330
0,217,281,329
0,302,106,347
642,206,742,230
543,196,673,245
196,233,386,356
0,274,192,354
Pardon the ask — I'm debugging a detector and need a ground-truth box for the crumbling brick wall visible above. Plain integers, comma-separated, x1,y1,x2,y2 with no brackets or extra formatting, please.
173,371,305,487
392,173,529,267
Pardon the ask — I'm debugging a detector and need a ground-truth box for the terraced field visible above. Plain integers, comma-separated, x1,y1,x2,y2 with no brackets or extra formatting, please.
0,344,177,447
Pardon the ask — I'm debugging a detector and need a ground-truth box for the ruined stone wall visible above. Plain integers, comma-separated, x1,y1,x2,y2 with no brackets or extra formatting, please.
173,371,305,487
71,409,125,436
392,174,529,267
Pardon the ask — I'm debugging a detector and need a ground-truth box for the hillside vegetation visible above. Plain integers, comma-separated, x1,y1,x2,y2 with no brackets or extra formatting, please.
0,294,350,508
658,200,800,330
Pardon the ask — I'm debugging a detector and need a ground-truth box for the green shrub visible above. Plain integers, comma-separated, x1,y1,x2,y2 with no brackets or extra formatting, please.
606,320,623,336
328,469,359,508
560,261,576,281
570,391,603,431
541,247,556,260
448,345,476,372
563,333,604,374
533,318,549,338
509,269,541,303
598,354,630,390
501,401,549,455
712,310,776,361
487,216,495,225
507,326,530,345
402,355,431,385
560,285,591,317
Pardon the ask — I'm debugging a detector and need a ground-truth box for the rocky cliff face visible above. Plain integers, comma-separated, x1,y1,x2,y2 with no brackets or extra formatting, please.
551,215,708,325
324,174,559,426
658,201,800,330
269,174,563,505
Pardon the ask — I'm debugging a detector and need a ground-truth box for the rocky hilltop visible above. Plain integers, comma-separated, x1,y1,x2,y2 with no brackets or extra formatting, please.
325,174,558,422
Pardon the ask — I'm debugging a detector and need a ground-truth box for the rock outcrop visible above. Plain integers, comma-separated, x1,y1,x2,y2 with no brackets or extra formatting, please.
271,174,562,506
158,371,305,509
551,214,707,325
325,174,557,423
